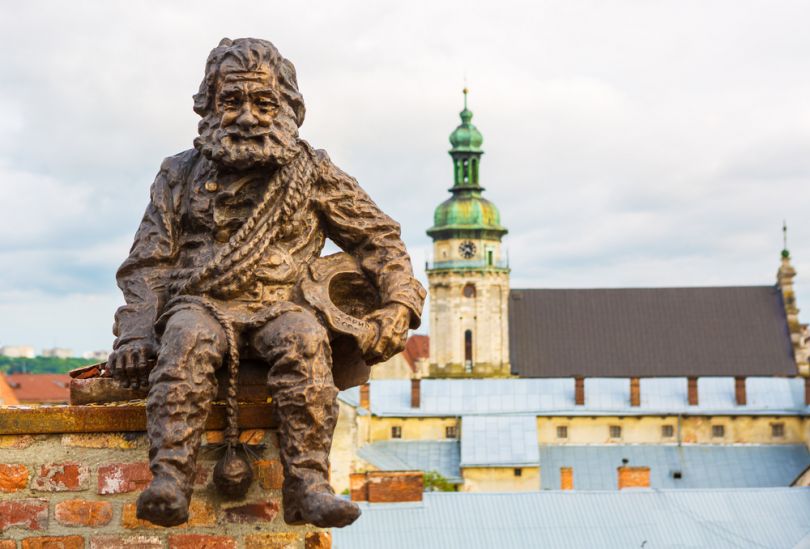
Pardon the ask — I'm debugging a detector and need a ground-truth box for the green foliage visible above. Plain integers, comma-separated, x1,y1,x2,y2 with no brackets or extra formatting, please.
0,356,97,374
423,470,455,492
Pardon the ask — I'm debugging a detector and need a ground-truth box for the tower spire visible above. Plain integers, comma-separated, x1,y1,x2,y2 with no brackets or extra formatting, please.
783,220,789,257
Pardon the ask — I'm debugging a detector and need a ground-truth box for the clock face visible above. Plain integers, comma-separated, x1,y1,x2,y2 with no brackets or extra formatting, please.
459,241,476,259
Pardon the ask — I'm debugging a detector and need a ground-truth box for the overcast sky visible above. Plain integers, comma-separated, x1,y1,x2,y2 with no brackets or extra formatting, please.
1,1,809,354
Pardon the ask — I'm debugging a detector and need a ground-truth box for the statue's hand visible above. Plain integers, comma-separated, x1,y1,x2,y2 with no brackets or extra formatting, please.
363,303,411,363
107,340,158,390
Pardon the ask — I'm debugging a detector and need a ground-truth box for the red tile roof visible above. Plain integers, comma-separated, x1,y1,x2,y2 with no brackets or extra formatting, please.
5,374,71,404
0,375,19,405
402,335,430,372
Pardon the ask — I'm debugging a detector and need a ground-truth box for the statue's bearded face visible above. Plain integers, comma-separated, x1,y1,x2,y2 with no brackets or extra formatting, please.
195,60,299,170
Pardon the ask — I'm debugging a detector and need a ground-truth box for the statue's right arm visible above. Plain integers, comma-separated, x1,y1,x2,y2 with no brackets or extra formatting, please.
108,154,185,387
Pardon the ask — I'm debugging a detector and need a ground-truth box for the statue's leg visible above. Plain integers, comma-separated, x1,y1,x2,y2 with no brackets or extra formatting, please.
136,306,226,527
251,309,361,528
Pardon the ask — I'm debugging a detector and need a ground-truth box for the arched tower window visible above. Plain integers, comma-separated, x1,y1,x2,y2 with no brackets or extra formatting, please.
463,283,476,298
464,329,473,371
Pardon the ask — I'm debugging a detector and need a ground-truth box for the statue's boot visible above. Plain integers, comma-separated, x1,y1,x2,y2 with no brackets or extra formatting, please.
136,306,225,527
252,310,361,528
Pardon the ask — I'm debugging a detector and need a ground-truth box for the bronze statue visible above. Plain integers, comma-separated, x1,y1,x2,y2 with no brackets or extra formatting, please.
106,38,425,528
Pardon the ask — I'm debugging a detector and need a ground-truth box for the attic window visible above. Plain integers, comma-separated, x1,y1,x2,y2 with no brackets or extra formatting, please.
609,425,622,439
671,470,683,480
446,425,458,439
772,423,785,438
513,468,522,477
661,425,674,438
712,425,725,438
391,426,402,439
556,426,569,439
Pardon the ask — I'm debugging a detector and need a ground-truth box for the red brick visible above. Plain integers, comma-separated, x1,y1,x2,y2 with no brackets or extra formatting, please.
618,466,650,489
97,463,151,495
90,536,162,549
257,459,283,490
223,500,279,523
169,534,237,549
305,532,332,549
121,500,215,529
32,463,88,492
55,499,113,527
0,540,16,549
367,471,423,503
0,499,48,531
21,537,84,549
244,533,299,549
0,464,29,492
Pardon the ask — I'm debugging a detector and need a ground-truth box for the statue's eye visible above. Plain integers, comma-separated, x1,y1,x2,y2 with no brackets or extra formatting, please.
220,96,240,108
255,98,275,110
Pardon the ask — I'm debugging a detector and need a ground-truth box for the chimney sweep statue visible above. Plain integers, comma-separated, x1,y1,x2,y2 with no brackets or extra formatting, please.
107,38,425,528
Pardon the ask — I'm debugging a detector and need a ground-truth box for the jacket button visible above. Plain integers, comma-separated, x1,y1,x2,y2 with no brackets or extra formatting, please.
204,180,219,192
214,229,230,242
269,254,283,266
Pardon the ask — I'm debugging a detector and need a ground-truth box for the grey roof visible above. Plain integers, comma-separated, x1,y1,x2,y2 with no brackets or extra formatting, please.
339,377,809,417
334,488,810,549
539,444,810,490
509,286,797,378
460,415,539,467
357,440,461,481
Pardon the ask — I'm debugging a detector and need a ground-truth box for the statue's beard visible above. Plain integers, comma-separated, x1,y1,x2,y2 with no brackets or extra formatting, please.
194,111,300,170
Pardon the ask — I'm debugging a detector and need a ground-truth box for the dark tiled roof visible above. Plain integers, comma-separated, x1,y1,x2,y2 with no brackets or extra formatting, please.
509,286,796,378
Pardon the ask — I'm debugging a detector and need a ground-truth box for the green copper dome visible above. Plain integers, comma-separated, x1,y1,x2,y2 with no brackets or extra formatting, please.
427,89,507,242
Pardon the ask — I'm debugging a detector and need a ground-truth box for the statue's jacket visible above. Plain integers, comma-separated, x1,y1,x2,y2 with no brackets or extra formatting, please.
112,142,425,388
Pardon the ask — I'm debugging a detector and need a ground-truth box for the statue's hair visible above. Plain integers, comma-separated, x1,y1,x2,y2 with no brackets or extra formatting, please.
193,37,305,127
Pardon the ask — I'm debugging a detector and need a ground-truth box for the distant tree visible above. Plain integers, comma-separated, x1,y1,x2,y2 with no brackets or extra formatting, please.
0,356,97,374
423,470,456,492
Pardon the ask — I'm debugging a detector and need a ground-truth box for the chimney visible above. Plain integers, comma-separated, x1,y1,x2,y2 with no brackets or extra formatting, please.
630,377,640,407
575,376,585,406
410,378,421,408
805,377,810,407
687,377,698,406
617,466,650,489
560,467,573,490
735,377,747,406
350,471,423,503
360,383,370,409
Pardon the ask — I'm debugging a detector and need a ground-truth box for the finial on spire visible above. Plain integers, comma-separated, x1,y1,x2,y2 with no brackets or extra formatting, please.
463,86,468,110
782,220,790,258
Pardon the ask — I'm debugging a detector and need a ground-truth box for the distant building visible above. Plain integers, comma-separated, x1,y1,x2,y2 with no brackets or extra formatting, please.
82,350,110,361
41,347,74,359
0,346,36,359
5,374,71,405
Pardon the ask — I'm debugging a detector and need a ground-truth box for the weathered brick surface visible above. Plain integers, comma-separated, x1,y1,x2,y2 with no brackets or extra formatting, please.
55,499,113,527
223,500,280,523
257,459,284,491
560,467,573,490
32,463,89,492
90,536,162,549
0,463,29,492
0,540,17,549
618,466,651,489
366,471,423,503
0,499,48,531
245,533,299,549
21,536,84,549
122,500,215,529
0,434,35,449
305,531,332,549
168,534,237,549
97,463,152,495
62,433,139,449
349,472,368,502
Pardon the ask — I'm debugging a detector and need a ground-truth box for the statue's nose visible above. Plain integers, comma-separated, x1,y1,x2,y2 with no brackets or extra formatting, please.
236,106,258,129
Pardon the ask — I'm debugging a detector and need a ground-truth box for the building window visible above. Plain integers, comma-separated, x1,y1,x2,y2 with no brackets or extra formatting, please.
464,329,473,370
556,426,569,440
661,425,674,438
609,425,622,439
446,425,458,439
391,426,402,439
486,249,494,266
514,468,522,477
772,423,785,438
711,425,725,438
463,283,476,298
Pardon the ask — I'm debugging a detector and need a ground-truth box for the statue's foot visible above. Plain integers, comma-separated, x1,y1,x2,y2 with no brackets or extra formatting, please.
136,476,190,527
284,490,361,528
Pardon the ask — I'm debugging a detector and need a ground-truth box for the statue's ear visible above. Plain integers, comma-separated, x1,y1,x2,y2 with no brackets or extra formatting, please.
218,37,233,47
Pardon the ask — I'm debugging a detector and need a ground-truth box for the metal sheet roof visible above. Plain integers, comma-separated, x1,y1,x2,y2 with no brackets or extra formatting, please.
357,440,461,481
340,377,809,417
539,444,810,490
334,488,810,549
461,415,539,467
508,286,797,378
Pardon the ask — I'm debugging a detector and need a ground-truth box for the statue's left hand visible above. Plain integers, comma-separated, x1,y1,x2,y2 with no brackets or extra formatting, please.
363,303,411,363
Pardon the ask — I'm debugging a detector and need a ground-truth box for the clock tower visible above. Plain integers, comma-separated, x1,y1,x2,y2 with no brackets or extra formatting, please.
426,89,510,377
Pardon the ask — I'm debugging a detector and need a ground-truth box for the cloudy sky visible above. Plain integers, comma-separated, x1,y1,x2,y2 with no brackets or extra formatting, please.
1,1,809,354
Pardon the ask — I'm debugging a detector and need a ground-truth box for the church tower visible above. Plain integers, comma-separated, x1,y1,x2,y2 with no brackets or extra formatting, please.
776,224,810,377
426,89,510,378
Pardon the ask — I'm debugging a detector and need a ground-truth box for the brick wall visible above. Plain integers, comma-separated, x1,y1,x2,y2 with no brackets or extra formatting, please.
0,406,330,549
349,471,423,503
617,466,650,489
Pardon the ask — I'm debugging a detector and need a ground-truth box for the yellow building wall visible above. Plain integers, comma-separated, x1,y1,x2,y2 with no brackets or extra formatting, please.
538,416,806,445
462,466,539,492
367,417,459,442
330,400,359,494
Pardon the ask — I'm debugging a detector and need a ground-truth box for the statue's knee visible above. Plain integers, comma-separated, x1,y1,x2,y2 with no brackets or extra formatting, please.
161,308,226,354
253,311,328,359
